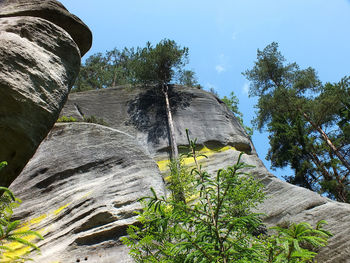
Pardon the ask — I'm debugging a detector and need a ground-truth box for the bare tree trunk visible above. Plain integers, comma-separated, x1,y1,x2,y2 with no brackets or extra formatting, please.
309,151,332,181
303,112,350,173
162,84,185,203
162,84,179,159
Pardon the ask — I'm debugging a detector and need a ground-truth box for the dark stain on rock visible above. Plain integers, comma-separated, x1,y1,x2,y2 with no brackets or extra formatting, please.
127,85,194,145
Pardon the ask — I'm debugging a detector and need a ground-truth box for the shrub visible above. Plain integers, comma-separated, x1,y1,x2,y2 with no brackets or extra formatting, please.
56,116,77,122
83,115,109,126
57,115,109,126
122,131,332,263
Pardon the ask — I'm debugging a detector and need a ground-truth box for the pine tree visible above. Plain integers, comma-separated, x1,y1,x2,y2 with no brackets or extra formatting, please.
243,42,350,202
130,39,189,161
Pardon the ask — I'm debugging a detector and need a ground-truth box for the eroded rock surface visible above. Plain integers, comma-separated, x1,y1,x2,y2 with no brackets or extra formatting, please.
11,86,350,262
61,85,252,158
11,123,164,262
0,0,92,186
0,0,92,56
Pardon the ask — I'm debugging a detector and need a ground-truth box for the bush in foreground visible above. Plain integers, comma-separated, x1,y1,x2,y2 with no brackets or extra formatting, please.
0,161,43,262
122,131,332,263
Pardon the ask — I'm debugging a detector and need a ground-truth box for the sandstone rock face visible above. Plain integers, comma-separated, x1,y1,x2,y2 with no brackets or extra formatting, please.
61,85,252,158
0,0,92,186
0,0,92,56
10,123,165,262
11,86,350,262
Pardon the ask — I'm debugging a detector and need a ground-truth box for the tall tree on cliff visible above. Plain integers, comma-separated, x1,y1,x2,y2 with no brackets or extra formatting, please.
244,42,350,202
73,45,198,93
130,39,189,160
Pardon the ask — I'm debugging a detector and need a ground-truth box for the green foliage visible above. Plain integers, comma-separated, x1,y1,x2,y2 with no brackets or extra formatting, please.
73,40,199,92
166,158,193,203
221,92,253,137
130,39,189,87
83,115,109,126
221,92,241,115
244,42,350,202
123,139,265,262
208,88,252,136
0,162,43,261
57,116,78,123
122,133,331,262
178,70,200,88
56,115,109,126
266,220,332,263
73,48,135,92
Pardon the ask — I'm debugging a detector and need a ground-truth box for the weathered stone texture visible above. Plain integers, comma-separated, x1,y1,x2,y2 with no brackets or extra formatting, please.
61,85,252,158
11,123,165,262
0,0,92,56
0,0,92,186
10,86,350,262
197,148,350,263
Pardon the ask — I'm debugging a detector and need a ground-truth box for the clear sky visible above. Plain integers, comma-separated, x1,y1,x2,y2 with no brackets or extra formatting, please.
60,0,350,179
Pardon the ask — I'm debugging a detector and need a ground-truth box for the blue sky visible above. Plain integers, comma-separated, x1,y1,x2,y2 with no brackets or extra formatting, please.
60,0,350,179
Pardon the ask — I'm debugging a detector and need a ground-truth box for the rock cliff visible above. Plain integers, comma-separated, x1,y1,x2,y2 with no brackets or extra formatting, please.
0,0,92,186
10,86,350,262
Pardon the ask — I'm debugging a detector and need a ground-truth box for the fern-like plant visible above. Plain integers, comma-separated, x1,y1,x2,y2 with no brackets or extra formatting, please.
0,161,43,262
266,220,332,262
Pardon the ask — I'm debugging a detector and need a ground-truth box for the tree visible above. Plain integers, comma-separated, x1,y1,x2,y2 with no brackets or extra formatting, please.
178,69,200,88
221,92,253,137
73,52,110,92
72,40,198,162
243,42,350,202
130,39,189,160
73,48,135,92
122,131,332,263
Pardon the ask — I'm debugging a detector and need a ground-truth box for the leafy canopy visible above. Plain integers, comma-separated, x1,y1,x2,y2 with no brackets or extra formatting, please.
244,42,350,202
73,40,199,92
129,39,189,86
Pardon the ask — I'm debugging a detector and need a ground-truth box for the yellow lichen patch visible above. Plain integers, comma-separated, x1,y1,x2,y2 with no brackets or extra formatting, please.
157,145,236,172
0,246,31,262
0,229,45,262
29,214,47,226
53,202,71,216
0,201,73,261
0,222,43,260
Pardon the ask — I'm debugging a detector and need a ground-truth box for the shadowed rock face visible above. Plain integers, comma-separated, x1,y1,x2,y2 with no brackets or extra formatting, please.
0,0,92,186
62,85,252,158
10,86,350,262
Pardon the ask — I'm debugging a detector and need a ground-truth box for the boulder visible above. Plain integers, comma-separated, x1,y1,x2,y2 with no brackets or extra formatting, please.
0,0,92,56
0,0,92,186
